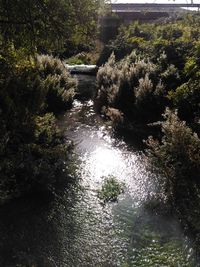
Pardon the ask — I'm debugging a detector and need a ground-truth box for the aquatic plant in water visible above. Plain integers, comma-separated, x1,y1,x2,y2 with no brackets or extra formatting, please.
97,175,125,203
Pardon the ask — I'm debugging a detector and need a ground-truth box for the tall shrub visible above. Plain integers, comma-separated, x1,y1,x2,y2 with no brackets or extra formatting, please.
36,55,77,113
146,108,200,202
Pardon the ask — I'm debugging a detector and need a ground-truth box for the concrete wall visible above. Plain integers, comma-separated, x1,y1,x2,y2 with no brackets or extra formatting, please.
99,16,121,43
99,11,169,43
115,11,169,24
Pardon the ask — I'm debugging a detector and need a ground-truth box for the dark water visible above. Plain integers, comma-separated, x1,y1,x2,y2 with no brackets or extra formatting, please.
0,75,197,267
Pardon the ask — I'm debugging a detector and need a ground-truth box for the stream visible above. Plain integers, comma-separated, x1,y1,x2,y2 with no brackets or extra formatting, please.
0,74,197,267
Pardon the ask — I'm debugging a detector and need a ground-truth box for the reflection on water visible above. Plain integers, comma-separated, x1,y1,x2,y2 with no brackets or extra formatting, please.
57,98,196,266
0,76,197,267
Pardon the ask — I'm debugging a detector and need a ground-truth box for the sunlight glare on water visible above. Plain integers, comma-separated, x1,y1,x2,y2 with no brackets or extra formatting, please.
85,146,125,179
53,76,197,267
60,99,156,203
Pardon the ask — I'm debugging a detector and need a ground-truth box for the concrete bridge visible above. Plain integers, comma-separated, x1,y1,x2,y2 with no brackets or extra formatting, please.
111,2,200,23
100,2,200,43
111,3,200,11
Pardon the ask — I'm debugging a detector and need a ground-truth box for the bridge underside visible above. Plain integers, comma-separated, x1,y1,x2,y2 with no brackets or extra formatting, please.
114,11,169,24
111,3,199,24
100,3,199,43
111,3,200,11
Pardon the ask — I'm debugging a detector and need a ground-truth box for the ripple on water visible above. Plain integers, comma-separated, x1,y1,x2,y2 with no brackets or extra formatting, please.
55,98,196,266
0,81,196,266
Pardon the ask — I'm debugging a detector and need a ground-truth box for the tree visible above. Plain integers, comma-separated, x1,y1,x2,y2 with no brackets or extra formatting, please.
0,0,107,53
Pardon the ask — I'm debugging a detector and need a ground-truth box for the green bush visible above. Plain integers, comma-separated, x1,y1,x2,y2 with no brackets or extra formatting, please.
168,74,200,123
34,113,61,145
0,54,44,144
146,108,200,202
96,53,166,123
96,16,200,126
96,53,120,111
98,15,200,80
146,109,200,248
36,54,77,112
66,52,93,65
0,49,75,203
97,175,124,203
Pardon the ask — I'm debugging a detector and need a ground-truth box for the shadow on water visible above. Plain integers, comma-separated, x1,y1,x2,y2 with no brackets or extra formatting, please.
0,74,198,267
0,191,60,266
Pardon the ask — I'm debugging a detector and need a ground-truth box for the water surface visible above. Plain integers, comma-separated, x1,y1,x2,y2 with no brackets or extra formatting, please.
0,75,196,267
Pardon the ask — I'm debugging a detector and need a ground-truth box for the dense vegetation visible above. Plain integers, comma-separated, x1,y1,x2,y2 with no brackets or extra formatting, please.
0,0,105,203
96,15,200,252
97,175,124,203
1,0,200,263
97,15,200,126
0,0,107,56
0,49,77,202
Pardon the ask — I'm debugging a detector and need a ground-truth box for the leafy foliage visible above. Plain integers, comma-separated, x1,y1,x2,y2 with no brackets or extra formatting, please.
146,109,200,247
0,48,76,202
168,73,200,123
36,54,76,112
0,0,105,53
146,109,200,200
97,15,200,126
97,53,165,123
97,175,124,203
66,52,96,65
